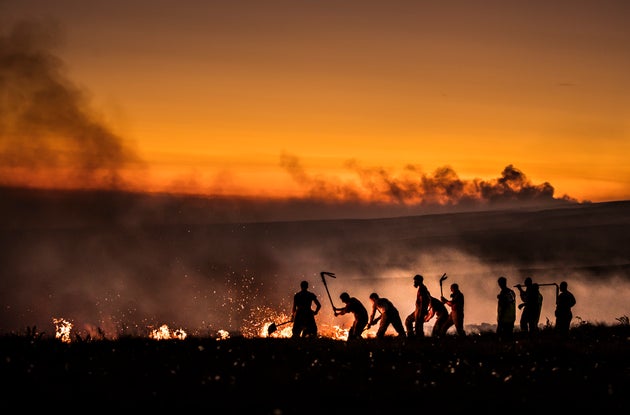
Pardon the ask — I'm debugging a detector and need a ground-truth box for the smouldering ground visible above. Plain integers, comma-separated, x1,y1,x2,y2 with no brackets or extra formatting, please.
1,324,628,413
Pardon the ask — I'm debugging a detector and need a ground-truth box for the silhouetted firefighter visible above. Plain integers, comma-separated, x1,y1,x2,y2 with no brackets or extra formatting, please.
334,292,368,341
555,281,576,335
516,277,542,334
497,276,516,341
291,280,321,338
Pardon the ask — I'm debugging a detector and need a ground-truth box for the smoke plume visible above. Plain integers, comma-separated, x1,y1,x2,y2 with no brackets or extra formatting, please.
281,153,576,209
0,20,140,190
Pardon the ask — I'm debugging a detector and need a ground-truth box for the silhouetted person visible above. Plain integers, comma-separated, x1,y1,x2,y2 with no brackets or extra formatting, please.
516,277,541,334
555,281,576,335
334,292,369,341
425,296,449,337
441,283,465,336
291,280,322,338
496,276,516,341
368,292,406,339
405,274,431,338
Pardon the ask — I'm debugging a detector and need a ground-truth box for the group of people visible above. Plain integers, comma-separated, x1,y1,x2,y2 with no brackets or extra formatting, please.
497,276,577,341
289,274,576,341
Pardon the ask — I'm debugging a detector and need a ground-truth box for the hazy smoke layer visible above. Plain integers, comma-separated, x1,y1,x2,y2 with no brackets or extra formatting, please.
0,187,628,338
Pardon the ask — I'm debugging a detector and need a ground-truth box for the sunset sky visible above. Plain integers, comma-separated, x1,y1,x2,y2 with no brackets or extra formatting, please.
2,0,629,203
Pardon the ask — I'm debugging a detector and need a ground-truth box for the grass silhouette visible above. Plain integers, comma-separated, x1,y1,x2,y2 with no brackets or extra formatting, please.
1,322,628,413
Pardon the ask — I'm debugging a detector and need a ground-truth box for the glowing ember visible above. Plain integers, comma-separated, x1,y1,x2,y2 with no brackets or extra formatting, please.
149,324,187,340
217,330,230,340
53,317,72,343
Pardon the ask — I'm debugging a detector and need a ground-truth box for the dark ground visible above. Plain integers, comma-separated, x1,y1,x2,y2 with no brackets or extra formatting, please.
1,324,628,414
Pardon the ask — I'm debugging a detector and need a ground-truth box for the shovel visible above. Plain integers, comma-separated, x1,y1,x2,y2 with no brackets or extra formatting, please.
267,320,292,336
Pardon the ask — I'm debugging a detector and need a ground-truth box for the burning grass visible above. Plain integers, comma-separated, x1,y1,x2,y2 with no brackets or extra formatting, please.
1,323,628,413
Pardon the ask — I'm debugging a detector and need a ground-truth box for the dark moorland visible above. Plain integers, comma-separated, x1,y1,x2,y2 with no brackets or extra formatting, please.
1,324,629,413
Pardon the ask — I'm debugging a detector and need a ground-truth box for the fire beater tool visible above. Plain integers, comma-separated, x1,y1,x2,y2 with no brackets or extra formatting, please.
513,282,560,304
513,282,558,288
439,273,448,297
267,320,292,336
363,315,381,332
537,282,560,300
320,271,337,312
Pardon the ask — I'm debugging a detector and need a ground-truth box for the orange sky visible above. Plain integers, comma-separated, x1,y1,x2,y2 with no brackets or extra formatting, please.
2,0,629,203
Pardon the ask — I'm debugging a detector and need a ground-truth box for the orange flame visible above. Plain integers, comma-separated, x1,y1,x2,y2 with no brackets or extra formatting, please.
148,324,187,340
53,317,73,343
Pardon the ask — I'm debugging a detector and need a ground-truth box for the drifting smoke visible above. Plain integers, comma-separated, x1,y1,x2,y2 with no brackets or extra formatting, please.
0,21,141,190
0,21,575,219
280,153,576,210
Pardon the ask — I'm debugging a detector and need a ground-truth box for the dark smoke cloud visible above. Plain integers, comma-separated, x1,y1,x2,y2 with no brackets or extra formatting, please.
280,152,576,208
0,20,140,189
0,20,574,215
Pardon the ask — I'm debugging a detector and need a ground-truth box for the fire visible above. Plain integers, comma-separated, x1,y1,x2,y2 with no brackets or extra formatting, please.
49,310,379,341
149,324,187,340
323,324,349,341
261,313,368,340
53,317,73,343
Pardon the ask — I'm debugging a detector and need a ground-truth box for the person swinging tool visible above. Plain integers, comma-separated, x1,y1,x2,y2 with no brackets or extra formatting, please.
368,292,406,339
334,292,368,341
425,295,449,337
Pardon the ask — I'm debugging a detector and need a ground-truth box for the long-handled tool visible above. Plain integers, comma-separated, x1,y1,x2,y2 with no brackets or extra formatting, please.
439,273,448,297
537,282,559,301
320,271,337,311
267,320,292,336
363,315,381,332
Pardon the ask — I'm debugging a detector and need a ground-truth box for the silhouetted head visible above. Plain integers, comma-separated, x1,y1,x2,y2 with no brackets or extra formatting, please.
413,274,423,287
369,292,379,301
498,276,507,287
451,283,459,292
300,280,309,290
560,281,568,291
340,292,350,302
524,277,533,286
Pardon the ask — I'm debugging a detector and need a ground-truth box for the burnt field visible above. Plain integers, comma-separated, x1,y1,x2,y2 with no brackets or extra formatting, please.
1,324,629,413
